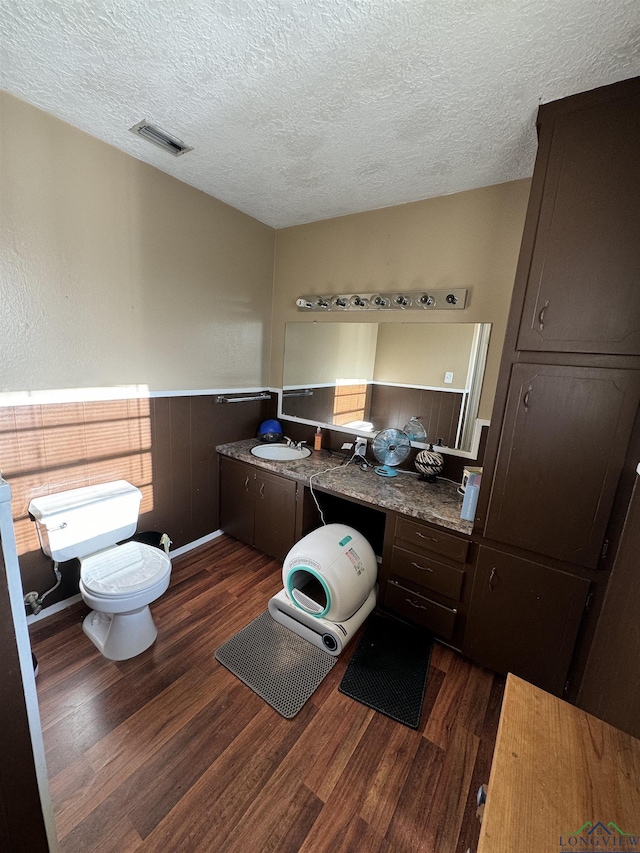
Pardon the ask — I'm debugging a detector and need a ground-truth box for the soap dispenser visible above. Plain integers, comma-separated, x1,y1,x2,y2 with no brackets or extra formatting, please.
314,427,322,451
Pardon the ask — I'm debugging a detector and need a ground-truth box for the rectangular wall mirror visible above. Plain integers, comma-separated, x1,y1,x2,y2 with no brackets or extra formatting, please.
279,321,491,455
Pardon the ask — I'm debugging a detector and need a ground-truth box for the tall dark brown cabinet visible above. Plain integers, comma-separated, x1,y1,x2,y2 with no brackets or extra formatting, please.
577,473,640,738
465,76,640,697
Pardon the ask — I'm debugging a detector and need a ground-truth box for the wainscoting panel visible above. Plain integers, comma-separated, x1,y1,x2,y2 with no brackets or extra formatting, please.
0,393,276,611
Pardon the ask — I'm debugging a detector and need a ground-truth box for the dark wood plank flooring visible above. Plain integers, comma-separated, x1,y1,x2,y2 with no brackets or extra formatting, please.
29,535,504,852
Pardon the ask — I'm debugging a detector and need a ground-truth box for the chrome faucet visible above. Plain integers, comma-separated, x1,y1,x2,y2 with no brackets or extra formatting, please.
284,437,306,451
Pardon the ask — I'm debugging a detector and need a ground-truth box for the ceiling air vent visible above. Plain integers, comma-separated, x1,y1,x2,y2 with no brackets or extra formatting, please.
129,120,193,156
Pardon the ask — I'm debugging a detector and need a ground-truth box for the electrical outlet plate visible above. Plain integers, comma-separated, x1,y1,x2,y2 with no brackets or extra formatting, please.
354,438,367,456
444,371,454,384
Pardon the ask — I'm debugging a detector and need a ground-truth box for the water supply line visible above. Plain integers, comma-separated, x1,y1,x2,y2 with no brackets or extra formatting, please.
24,561,62,616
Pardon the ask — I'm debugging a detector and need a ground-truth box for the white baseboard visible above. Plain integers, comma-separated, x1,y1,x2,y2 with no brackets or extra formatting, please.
27,529,225,626
169,529,223,559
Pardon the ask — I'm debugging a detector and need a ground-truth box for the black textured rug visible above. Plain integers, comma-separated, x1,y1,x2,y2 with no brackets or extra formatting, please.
338,613,433,729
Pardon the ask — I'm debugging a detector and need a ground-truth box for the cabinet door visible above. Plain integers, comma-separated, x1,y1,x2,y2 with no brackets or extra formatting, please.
517,90,640,354
465,547,590,695
254,470,297,562
485,363,640,568
219,456,254,546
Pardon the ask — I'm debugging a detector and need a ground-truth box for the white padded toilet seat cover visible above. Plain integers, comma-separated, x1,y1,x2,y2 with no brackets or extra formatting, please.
81,541,170,597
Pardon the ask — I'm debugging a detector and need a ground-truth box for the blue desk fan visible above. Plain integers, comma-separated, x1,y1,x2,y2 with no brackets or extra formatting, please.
372,428,411,477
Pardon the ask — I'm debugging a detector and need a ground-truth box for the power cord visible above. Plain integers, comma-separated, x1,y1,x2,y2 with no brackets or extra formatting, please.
309,450,374,523
309,459,354,525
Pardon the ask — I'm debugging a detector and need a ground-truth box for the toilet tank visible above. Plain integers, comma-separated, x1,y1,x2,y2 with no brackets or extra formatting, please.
29,481,143,562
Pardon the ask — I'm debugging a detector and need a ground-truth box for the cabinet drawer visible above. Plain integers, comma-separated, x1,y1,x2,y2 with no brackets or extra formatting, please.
395,517,469,563
391,546,464,601
386,579,457,640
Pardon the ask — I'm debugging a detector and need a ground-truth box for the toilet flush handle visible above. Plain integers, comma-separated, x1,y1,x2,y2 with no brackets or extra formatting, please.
45,521,67,531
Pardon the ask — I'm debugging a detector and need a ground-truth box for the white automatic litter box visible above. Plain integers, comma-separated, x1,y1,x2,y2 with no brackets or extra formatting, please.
269,523,377,655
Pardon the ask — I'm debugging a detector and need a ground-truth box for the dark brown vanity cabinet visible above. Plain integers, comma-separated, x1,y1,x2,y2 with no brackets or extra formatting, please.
465,548,590,696
382,515,471,647
485,363,640,568
220,456,255,545
219,455,297,562
516,79,640,355
253,469,297,561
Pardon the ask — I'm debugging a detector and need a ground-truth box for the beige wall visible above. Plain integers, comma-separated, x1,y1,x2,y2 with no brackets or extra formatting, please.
1,90,530,419
271,180,531,420
0,92,275,394
283,323,378,386
373,323,477,389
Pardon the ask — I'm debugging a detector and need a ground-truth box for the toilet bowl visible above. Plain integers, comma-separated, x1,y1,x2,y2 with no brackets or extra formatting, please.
29,481,172,661
79,540,171,660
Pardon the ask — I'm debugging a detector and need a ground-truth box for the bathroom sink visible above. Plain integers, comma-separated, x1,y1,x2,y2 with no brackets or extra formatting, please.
250,443,311,461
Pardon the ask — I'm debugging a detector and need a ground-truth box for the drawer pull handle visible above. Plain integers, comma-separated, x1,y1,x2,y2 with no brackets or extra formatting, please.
404,597,457,615
538,299,550,331
416,532,438,542
488,567,497,591
244,476,250,491
523,386,532,413
259,482,265,497
411,561,434,573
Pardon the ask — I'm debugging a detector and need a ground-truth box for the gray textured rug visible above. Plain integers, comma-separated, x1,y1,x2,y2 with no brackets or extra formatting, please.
214,610,337,718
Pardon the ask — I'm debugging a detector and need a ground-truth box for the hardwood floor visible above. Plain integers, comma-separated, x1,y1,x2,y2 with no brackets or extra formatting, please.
29,536,504,853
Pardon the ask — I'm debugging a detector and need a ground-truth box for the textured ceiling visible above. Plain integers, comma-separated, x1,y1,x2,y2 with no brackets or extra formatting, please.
1,0,639,228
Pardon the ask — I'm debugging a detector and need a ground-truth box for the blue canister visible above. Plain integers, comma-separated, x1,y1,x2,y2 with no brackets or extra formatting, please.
257,419,283,443
460,473,481,521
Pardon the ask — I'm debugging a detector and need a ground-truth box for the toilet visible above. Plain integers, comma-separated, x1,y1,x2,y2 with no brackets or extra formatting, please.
29,481,171,661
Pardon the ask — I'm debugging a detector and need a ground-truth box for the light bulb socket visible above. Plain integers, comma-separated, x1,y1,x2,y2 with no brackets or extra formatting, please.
350,295,370,308
371,294,391,308
418,293,435,307
393,293,412,308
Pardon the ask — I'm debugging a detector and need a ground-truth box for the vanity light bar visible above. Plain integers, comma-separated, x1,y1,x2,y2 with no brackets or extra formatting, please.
295,289,468,311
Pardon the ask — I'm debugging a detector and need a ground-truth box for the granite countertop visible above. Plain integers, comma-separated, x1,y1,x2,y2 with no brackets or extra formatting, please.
216,439,472,536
